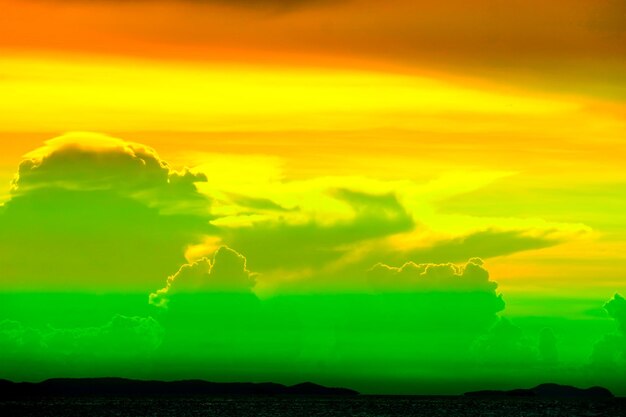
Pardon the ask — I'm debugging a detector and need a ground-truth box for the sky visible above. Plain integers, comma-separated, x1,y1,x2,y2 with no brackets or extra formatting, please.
0,0,625,394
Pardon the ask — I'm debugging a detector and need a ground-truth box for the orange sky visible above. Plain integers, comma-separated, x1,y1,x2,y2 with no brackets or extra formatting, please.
1,0,625,97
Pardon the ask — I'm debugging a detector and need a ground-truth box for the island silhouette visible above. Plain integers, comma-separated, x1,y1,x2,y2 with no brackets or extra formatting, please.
0,378,616,399
0,378,359,397
464,383,614,398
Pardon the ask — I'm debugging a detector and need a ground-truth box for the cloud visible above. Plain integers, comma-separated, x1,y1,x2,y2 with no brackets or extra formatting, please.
13,133,208,214
150,246,256,307
362,258,506,332
0,133,212,290
150,265,508,376
399,229,565,265
360,258,506,338
226,193,295,212
206,167,583,290
472,317,537,366
219,189,414,273
0,313,164,383
367,257,500,294
604,293,626,334
590,294,626,371
0,315,163,363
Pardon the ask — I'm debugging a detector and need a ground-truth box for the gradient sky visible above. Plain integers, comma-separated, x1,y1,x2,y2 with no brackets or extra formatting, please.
0,0,625,394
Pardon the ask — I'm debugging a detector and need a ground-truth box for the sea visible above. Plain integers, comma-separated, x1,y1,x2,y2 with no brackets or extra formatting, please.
0,396,623,417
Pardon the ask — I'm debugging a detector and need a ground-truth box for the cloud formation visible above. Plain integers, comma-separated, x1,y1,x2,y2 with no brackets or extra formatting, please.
220,189,414,273
472,317,537,366
399,229,565,265
13,133,208,214
150,246,256,307
367,257,501,294
591,294,626,371
0,133,211,290
605,293,626,334
0,315,163,365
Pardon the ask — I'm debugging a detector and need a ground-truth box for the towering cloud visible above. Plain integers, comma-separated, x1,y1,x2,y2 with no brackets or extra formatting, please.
591,294,626,371
0,133,211,290
12,133,208,213
150,246,256,307
604,293,626,334
472,317,536,366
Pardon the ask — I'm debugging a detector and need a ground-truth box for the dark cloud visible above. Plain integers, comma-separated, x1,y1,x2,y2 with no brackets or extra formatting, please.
220,189,414,272
226,193,295,212
148,257,506,372
0,315,163,378
399,229,563,265
604,293,626,334
590,294,626,371
473,317,537,366
150,246,256,307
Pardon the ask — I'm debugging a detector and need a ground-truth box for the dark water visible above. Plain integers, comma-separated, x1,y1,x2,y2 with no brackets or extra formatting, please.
1,396,623,417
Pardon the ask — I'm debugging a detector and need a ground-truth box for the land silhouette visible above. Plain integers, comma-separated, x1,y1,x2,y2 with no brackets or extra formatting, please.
0,378,616,399
464,383,614,398
0,378,358,397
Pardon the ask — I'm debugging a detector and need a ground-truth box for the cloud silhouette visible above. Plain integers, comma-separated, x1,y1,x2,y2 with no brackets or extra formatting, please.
604,293,626,334
13,133,208,214
590,294,626,371
220,189,414,272
0,133,212,290
472,317,537,366
398,229,564,265
150,246,256,307
367,257,500,293
149,260,508,377
0,315,163,364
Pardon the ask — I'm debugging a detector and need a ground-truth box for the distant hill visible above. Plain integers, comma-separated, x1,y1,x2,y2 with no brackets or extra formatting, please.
464,383,614,399
0,378,359,397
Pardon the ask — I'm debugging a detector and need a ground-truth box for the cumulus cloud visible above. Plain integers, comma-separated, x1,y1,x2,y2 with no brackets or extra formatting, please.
590,294,626,370
151,258,508,375
150,246,256,307
0,315,163,362
0,133,212,290
472,317,537,366
604,293,626,334
367,257,500,294
12,133,208,214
